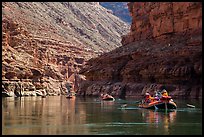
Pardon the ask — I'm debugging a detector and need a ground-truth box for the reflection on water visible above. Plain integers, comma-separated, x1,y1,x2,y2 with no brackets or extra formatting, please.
2,96,89,135
140,109,177,134
2,96,202,135
100,100,115,109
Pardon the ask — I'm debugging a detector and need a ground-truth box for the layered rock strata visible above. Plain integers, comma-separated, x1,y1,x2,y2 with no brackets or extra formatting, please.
79,2,202,98
2,2,129,97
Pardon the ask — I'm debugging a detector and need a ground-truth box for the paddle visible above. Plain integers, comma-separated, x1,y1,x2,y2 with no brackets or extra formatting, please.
120,99,143,108
133,100,143,104
187,104,195,108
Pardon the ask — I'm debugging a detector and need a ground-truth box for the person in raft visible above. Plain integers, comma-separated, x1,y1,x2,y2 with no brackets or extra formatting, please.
144,92,154,103
161,89,168,96
154,90,162,101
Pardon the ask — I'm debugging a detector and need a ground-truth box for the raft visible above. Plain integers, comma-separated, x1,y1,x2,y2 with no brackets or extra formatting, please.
66,92,76,99
66,94,75,99
138,96,177,110
101,94,115,101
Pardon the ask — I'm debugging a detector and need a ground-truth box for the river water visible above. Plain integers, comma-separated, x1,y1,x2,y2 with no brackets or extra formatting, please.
2,96,202,135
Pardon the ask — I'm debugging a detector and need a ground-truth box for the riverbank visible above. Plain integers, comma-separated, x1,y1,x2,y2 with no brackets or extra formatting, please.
2,78,202,99
77,81,202,99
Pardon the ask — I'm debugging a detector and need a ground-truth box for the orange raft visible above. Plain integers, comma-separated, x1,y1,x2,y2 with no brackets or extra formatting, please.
138,96,177,110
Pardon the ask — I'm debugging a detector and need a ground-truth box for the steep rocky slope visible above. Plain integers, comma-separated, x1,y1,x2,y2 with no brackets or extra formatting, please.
79,2,202,98
2,2,129,96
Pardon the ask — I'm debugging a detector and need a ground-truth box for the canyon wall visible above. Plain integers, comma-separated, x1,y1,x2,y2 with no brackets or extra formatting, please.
122,2,202,45
79,2,202,98
2,2,129,97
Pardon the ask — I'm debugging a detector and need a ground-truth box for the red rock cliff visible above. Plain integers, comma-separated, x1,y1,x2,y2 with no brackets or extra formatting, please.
2,2,129,97
122,2,202,45
79,2,202,98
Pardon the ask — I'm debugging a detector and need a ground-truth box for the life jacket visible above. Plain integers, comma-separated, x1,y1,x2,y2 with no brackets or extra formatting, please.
145,95,154,103
162,92,168,96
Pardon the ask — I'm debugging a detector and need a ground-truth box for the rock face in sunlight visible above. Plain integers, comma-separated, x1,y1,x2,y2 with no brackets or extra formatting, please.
2,2,129,96
79,2,202,98
122,2,202,45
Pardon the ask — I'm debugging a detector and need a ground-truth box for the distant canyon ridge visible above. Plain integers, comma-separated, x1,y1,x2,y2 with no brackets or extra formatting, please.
99,2,132,24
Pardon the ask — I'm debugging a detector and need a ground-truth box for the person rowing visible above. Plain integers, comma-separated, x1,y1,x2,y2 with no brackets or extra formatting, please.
144,92,154,103
161,89,168,96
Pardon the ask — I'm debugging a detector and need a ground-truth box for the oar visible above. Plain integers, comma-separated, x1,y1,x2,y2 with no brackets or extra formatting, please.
187,104,195,108
119,100,143,104
120,100,143,108
134,100,143,104
165,102,167,113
